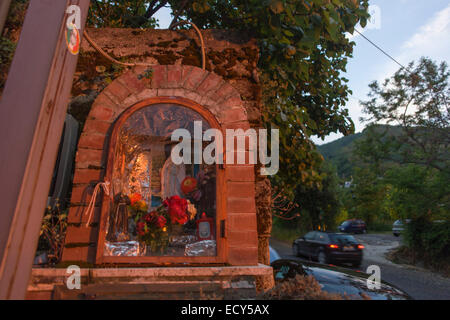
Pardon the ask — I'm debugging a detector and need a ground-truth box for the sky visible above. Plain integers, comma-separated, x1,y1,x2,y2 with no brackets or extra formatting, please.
154,1,450,145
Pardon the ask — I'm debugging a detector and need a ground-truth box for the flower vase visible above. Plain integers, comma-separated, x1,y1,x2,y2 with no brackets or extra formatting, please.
139,242,147,256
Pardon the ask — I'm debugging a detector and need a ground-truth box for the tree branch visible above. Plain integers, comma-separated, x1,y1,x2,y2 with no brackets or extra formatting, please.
145,0,168,20
169,0,190,29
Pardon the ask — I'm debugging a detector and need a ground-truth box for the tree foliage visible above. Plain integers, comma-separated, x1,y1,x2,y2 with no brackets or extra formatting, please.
178,0,369,190
87,0,164,27
348,58,450,255
361,57,450,173
86,0,370,192
275,160,341,234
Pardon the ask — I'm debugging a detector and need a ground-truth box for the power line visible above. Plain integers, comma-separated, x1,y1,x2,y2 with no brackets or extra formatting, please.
354,28,412,74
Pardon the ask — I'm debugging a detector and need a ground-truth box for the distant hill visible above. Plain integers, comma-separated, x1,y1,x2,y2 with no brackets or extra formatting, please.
317,125,402,178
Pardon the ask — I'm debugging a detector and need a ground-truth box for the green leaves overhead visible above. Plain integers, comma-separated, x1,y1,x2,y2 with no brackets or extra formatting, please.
175,0,369,191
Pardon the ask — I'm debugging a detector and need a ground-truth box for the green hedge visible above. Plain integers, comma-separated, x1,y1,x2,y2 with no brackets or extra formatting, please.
404,218,450,261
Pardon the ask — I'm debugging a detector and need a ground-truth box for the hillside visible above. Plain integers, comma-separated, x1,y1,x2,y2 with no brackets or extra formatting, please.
317,125,403,178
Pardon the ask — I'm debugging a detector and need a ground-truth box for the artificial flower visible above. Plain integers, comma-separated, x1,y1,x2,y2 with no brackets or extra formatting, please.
165,195,188,225
129,193,142,206
181,177,197,194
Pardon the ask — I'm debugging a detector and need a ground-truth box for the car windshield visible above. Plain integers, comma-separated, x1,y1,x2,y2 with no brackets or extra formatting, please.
329,234,357,244
341,221,351,226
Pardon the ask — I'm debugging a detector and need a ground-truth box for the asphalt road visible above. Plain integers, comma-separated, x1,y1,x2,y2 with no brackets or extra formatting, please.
270,233,450,300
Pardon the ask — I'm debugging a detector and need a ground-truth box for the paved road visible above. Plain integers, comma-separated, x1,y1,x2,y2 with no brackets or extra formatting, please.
270,234,450,300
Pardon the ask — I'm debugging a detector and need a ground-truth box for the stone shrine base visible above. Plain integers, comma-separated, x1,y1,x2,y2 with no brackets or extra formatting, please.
26,264,274,300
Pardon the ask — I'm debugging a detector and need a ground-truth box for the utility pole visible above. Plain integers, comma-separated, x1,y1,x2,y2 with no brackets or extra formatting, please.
0,0,90,299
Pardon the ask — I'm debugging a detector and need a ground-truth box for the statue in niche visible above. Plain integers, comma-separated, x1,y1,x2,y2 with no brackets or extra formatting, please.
161,154,186,200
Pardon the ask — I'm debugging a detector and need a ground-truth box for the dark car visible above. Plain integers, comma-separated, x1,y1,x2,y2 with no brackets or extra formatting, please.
338,219,367,234
270,257,411,300
292,231,363,267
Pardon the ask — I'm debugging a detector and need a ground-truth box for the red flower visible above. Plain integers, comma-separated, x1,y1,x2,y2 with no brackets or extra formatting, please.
181,177,197,194
154,215,167,229
165,195,188,225
136,221,146,236
129,193,142,206
144,212,153,223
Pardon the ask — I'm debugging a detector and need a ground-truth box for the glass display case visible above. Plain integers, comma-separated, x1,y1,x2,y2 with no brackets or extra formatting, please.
100,103,219,259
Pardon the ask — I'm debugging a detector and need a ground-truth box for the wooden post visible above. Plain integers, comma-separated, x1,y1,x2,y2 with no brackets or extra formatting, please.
0,0,90,299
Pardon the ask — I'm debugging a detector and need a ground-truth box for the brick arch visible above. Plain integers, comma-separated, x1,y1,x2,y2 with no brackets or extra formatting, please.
63,65,258,266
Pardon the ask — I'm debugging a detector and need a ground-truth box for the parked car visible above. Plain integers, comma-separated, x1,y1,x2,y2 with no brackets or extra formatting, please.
269,245,281,264
269,254,411,300
292,231,364,267
392,220,405,237
338,219,367,234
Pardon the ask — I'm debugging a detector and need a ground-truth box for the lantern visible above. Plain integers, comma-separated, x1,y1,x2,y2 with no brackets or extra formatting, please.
196,212,214,241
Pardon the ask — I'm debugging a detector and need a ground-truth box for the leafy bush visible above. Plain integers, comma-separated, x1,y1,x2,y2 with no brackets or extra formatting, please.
421,221,450,260
38,203,68,264
404,218,450,262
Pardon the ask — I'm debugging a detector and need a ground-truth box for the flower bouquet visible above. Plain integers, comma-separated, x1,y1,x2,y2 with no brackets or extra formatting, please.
127,193,193,255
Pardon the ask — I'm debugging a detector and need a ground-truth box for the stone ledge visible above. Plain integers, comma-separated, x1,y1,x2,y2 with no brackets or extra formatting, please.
27,265,274,299
30,264,271,281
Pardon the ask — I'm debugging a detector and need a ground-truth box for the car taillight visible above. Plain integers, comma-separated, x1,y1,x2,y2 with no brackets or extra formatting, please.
357,244,364,249
328,244,339,249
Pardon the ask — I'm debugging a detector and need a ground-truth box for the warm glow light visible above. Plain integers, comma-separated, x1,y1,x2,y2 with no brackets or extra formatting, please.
357,244,365,249
328,244,339,249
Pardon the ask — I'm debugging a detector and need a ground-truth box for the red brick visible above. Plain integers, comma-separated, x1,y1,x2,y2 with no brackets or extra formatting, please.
227,197,256,214
166,65,183,88
90,93,119,113
183,67,208,91
227,182,256,198
157,88,175,97
65,226,99,244
88,105,115,122
222,108,247,124
172,88,186,98
77,134,107,150
118,70,146,93
228,213,257,231
226,165,255,182
61,246,96,263
222,95,244,109
70,185,104,205
223,121,251,131
83,119,111,135
228,246,258,266
73,169,103,184
67,206,101,224
214,83,237,102
181,65,194,84
75,148,103,169
105,78,131,101
196,73,223,97
227,230,258,247
26,291,53,300
150,65,167,89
